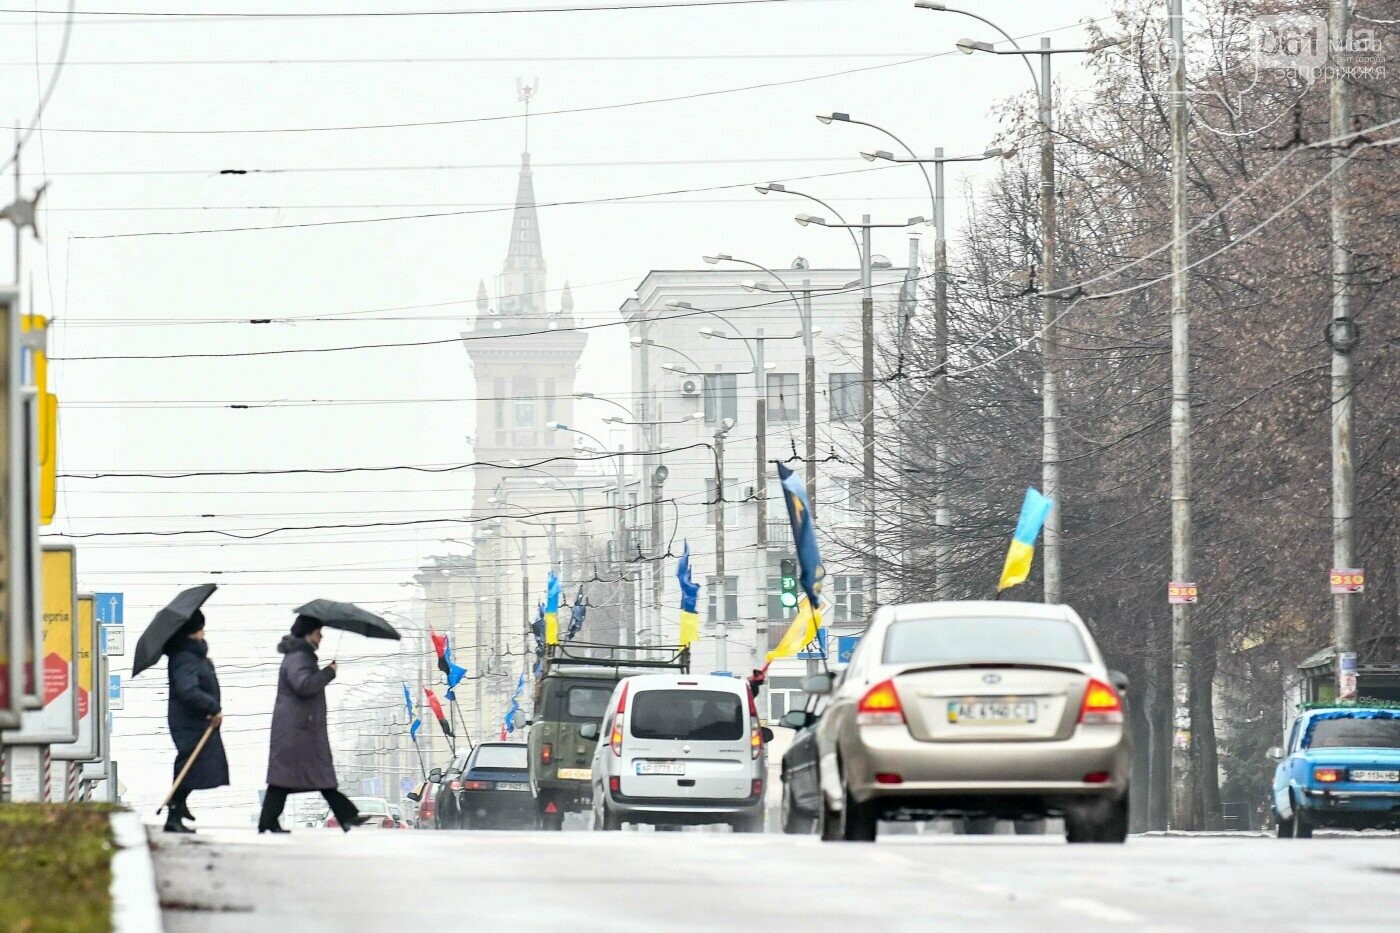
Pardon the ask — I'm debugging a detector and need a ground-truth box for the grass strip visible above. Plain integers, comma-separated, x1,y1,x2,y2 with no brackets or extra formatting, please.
0,803,118,933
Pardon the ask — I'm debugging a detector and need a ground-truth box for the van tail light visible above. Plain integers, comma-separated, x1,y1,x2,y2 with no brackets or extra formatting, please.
751,779,764,797
751,722,763,759
610,682,629,757
381,817,395,828
541,743,553,765
857,679,906,726
609,776,620,794
1078,679,1124,725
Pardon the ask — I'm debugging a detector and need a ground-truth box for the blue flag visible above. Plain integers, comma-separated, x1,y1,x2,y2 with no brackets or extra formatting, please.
776,463,825,605
677,542,700,648
532,603,546,657
443,635,467,701
567,587,587,641
403,682,422,742
503,673,526,733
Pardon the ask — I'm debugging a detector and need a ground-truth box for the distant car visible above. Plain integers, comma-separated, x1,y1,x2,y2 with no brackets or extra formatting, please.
1270,706,1400,837
444,743,535,830
591,674,771,832
430,753,473,829
778,690,826,834
795,601,1131,843
397,798,419,828
326,796,401,829
411,780,441,829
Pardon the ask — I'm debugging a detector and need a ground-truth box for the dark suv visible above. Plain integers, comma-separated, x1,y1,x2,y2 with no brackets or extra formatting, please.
529,670,619,830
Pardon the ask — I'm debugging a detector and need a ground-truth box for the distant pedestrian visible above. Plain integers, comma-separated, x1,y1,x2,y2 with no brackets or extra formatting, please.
257,616,368,833
164,610,229,834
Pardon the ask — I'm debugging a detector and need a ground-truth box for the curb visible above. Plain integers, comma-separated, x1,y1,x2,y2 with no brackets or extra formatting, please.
110,811,166,933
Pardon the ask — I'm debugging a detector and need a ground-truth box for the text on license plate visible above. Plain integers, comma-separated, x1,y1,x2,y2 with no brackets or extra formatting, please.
1350,769,1400,783
948,700,1037,723
636,760,685,776
556,768,591,781
496,782,530,792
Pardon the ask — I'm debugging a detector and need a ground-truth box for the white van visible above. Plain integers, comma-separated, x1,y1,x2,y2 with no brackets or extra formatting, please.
590,674,772,832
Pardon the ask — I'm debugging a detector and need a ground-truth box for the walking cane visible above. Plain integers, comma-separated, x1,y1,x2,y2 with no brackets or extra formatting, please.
157,721,216,815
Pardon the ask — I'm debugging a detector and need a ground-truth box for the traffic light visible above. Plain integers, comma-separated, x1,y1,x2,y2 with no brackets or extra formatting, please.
779,559,798,610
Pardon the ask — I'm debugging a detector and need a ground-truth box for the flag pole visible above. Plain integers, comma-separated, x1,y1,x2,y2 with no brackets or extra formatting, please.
450,697,474,751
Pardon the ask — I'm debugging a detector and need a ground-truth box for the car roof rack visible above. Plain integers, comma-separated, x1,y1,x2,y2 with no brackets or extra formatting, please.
541,641,691,677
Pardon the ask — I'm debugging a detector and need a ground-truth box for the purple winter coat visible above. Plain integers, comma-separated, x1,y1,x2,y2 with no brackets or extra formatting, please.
265,635,338,790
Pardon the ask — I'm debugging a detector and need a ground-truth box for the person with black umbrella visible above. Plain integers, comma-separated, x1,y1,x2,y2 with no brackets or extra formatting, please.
163,609,229,833
256,615,370,833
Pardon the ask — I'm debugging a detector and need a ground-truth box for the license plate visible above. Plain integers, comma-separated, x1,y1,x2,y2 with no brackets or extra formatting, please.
636,760,685,776
556,768,591,781
948,699,1037,724
1350,769,1400,783
496,782,530,792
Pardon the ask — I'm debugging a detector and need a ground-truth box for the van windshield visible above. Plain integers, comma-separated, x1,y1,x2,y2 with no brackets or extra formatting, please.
883,616,1089,666
630,689,744,742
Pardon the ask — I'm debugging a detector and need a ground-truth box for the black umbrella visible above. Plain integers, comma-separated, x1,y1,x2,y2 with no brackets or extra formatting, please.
293,599,401,641
132,584,218,677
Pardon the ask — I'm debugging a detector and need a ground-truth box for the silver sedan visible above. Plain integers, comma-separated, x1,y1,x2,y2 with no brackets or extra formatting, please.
800,600,1131,843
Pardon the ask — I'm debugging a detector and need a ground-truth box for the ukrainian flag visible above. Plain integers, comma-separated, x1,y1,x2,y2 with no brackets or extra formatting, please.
766,594,820,663
998,488,1054,591
544,571,562,645
676,543,700,648
776,464,825,605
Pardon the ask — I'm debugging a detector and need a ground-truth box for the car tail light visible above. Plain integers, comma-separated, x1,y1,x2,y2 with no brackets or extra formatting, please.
875,772,903,785
541,743,553,765
611,683,629,757
449,779,462,791
463,780,494,791
751,778,764,797
1078,678,1124,725
1083,772,1111,784
609,776,620,794
857,679,905,726
1313,767,1345,784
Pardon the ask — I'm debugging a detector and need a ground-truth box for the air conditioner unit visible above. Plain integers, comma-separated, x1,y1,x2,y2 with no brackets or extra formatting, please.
680,378,701,397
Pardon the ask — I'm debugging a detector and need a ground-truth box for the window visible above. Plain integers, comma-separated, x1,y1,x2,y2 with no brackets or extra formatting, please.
703,373,739,423
829,372,861,421
705,479,738,527
829,478,866,526
882,616,1090,666
560,684,614,722
766,576,786,621
706,574,738,622
630,690,744,742
1307,716,1400,750
512,378,535,428
769,692,787,721
494,378,506,428
767,372,799,422
470,745,529,770
831,575,865,624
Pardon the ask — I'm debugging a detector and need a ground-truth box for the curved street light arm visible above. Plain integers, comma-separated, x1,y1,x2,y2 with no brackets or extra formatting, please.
763,184,862,259
921,3,1040,93
836,116,936,225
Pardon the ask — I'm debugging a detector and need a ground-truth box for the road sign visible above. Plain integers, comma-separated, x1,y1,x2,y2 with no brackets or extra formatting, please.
107,673,123,711
797,626,829,660
836,635,861,664
101,626,125,657
1168,581,1199,605
362,777,383,797
400,776,415,797
1330,568,1365,594
95,593,123,627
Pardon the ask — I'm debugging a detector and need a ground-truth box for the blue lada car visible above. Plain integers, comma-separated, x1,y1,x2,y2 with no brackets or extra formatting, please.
1269,706,1400,838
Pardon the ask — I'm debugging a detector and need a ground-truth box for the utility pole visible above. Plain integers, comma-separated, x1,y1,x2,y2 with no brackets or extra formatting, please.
801,280,817,509
1328,0,1357,700
1038,37,1062,605
1167,0,1196,830
754,329,768,551
649,465,665,648
713,420,732,671
860,216,876,608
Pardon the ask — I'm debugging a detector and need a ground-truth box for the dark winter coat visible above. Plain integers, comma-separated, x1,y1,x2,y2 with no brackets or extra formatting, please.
265,635,338,791
166,638,230,791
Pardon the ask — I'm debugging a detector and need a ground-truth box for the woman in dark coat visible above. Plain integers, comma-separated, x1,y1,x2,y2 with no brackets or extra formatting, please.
256,616,368,833
165,610,229,833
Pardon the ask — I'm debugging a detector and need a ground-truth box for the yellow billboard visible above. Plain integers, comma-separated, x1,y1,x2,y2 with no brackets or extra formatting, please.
6,545,78,743
54,594,98,761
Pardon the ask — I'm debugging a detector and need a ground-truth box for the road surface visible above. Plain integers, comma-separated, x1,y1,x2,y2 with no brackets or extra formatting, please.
151,827,1400,932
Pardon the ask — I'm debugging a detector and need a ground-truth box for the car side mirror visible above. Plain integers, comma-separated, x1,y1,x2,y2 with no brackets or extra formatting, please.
779,709,813,730
579,722,600,741
428,768,443,783
760,726,774,744
1266,746,1285,761
801,672,835,696
1109,670,1130,695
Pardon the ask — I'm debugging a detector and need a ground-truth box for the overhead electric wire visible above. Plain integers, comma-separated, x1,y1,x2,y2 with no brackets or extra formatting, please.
0,0,824,21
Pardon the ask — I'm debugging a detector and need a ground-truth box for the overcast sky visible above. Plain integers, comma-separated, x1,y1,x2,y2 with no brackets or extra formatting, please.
2,0,1110,812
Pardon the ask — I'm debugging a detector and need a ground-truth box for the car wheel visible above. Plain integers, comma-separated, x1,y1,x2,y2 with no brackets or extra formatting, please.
782,788,814,835
1065,794,1128,844
1274,809,1293,838
596,803,621,832
842,789,878,842
1013,818,1046,836
1291,802,1313,839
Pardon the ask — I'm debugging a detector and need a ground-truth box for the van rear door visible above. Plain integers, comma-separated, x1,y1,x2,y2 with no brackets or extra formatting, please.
623,687,750,800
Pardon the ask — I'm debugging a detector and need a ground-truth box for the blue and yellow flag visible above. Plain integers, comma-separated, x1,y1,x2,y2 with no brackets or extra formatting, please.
776,463,825,605
766,594,820,663
676,542,700,648
544,571,562,645
998,488,1054,591
403,682,422,742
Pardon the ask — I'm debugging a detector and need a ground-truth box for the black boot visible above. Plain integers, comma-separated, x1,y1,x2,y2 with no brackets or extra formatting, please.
163,813,194,834
341,814,372,833
258,821,290,835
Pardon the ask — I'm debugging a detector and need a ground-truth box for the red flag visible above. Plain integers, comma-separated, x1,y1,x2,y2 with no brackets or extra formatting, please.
499,725,507,741
424,687,453,737
430,630,448,675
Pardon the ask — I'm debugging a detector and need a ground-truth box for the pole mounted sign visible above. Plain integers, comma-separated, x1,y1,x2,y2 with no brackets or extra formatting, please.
3,545,79,745
1330,568,1365,595
55,595,100,762
1167,581,1199,605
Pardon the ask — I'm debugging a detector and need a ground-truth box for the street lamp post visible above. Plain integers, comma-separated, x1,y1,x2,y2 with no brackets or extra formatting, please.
917,0,1114,604
713,417,735,670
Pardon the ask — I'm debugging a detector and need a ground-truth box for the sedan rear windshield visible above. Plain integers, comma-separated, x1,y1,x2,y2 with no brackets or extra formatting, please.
630,689,744,742
349,798,388,814
471,745,529,770
1309,717,1400,749
883,616,1090,666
